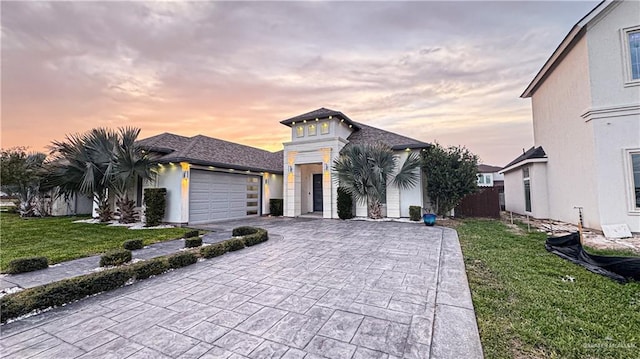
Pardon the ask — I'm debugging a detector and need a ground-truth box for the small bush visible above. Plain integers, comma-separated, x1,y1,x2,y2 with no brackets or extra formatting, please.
185,237,203,248
243,229,269,247
225,238,245,252
269,198,283,216
201,243,227,258
123,239,144,250
409,206,422,221
1,268,132,323
144,188,166,227
184,230,199,238
167,252,198,269
131,258,169,280
6,257,48,274
337,187,353,220
100,249,132,267
233,226,259,236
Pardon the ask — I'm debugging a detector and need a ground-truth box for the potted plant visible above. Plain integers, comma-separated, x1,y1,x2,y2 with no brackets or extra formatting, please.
422,208,436,226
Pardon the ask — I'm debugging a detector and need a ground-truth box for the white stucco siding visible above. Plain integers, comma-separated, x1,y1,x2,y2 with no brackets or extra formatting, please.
529,163,550,219
262,173,283,215
593,115,640,232
399,150,424,218
155,165,184,224
586,0,640,108
503,169,525,215
531,33,600,228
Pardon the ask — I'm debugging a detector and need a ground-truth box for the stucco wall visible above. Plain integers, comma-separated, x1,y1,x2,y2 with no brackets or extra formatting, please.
262,173,283,215
530,33,600,228
155,165,184,224
399,150,424,218
586,0,640,108
503,169,525,215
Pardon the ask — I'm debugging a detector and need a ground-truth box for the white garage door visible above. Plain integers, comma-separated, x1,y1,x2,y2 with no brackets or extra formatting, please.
189,170,261,224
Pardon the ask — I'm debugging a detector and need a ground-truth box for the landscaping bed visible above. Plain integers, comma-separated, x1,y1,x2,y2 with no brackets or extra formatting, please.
456,219,639,359
0,213,190,272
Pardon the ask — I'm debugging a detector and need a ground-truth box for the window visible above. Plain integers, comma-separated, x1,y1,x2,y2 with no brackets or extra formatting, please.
477,174,485,184
296,126,304,137
308,124,317,136
632,153,640,209
622,26,640,85
523,167,531,212
321,122,329,135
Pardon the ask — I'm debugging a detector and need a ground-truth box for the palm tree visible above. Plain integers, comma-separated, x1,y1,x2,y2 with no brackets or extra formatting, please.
47,127,153,223
332,143,422,219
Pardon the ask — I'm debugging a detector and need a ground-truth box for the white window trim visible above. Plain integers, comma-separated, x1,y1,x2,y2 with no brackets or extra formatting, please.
621,25,640,87
320,122,330,135
623,148,640,215
308,124,317,136
296,126,304,138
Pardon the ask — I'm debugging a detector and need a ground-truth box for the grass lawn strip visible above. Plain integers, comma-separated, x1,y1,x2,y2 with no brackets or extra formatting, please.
0,213,190,272
456,219,639,359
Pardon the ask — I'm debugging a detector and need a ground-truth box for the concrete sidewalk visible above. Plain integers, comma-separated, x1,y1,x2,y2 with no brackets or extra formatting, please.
1,218,483,359
0,230,232,290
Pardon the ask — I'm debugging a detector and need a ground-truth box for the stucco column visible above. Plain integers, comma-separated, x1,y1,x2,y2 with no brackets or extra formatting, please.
180,162,190,223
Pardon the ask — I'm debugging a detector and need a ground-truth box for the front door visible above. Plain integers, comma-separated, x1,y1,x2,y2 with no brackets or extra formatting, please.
313,174,323,212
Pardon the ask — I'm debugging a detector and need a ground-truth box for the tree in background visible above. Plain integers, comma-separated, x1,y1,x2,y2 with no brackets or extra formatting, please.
333,143,421,219
0,147,49,216
421,143,478,217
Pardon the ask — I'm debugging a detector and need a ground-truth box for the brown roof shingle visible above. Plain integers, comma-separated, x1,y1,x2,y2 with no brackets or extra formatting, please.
347,122,430,150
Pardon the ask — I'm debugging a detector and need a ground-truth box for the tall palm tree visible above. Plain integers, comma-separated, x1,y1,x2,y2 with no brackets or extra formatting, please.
332,143,421,219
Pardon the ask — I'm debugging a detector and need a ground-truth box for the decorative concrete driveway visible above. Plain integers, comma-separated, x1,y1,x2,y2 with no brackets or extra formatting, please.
0,218,483,359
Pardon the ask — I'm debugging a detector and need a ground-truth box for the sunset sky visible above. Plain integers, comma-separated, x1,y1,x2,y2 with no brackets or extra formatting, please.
1,1,599,166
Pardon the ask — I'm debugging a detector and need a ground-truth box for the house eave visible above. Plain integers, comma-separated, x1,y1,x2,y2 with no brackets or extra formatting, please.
499,158,548,174
154,157,283,175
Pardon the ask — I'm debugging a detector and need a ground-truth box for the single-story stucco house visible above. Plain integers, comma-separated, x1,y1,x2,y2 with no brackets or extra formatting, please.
134,108,431,225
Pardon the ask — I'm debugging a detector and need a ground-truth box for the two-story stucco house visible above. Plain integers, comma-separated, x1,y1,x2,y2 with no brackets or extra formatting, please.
502,0,640,233
136,108,430,225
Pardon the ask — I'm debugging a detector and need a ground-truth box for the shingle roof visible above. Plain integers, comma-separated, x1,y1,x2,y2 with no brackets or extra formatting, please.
347,122,431,150
477,164,503,173
502,146,547,170
138,133,283,174
280,108,360,129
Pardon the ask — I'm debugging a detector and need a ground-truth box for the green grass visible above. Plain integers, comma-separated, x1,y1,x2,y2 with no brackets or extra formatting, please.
0,213,190,272
456,219,639,359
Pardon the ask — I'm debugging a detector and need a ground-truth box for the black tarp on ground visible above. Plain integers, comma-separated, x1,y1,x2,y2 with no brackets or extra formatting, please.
545,233,640,283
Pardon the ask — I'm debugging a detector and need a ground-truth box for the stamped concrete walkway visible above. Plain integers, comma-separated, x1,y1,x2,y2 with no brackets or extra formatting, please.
0,218,483,359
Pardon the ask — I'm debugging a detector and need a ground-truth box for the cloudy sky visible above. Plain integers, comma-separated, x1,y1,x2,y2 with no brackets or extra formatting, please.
1,1,598,166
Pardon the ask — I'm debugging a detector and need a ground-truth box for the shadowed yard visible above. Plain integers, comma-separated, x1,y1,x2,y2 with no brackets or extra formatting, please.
0,213,190,272
457,219,639,359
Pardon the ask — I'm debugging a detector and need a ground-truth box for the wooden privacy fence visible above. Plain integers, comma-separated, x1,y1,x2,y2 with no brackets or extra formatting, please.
456,187,501,218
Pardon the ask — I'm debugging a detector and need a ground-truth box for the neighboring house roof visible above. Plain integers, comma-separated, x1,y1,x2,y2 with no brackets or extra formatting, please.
137,133,283,174
477,164,503,173
501,146,547,173
521,0,614,98
280,107,360,129
347,122,431,150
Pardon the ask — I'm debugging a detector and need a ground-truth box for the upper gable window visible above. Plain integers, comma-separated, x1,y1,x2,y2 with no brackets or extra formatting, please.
321,122,330,135
296,126,304,137
308,124,317,136
622,26,640,86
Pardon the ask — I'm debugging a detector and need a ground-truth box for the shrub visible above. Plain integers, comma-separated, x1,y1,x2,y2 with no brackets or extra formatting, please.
225,238,245,252
269,198,283,216
201,243,227,258
100,249,132,267
167,252,198,269
185,237,203,248
1,268,132,323
131,258,169,280
143,188,166,227
409,206,422,221
233,226,259,236
337,187,353,220
243,229,269,247
184,230,199,238
123,239,144,250
6,257,48,274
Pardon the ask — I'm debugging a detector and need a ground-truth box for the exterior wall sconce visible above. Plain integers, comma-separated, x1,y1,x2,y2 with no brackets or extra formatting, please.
324,163,329,171
288,165,293,173
264,178,269,185
182,171,189,179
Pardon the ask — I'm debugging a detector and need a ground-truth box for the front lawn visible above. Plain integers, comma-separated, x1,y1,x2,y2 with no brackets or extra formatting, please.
0,213,191,272
456,219,639,359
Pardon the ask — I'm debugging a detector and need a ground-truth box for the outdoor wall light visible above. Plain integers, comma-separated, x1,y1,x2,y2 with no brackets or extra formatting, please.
288,165,293,173
324,163,329,171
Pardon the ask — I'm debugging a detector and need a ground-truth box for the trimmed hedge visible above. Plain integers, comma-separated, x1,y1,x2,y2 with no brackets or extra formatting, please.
337,187,353,220
123,239,144,250
269,198,283,216
185,237,203,248
201,243,227,258
225,238,245,252
243,230,269,247
1,268,132,323
184,230,199,238
232,226,259,236
6,257,48,274
409,206,422,221
100,249,132,267
144,188,166,227
167,252,198,269
131,258,168,280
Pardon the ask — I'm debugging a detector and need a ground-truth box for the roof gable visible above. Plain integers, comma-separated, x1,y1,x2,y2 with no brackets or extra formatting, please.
501,146,547,171
346,122,431,150
280,107,360,129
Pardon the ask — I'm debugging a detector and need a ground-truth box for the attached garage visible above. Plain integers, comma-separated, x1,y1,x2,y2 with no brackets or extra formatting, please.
189,170,261,224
